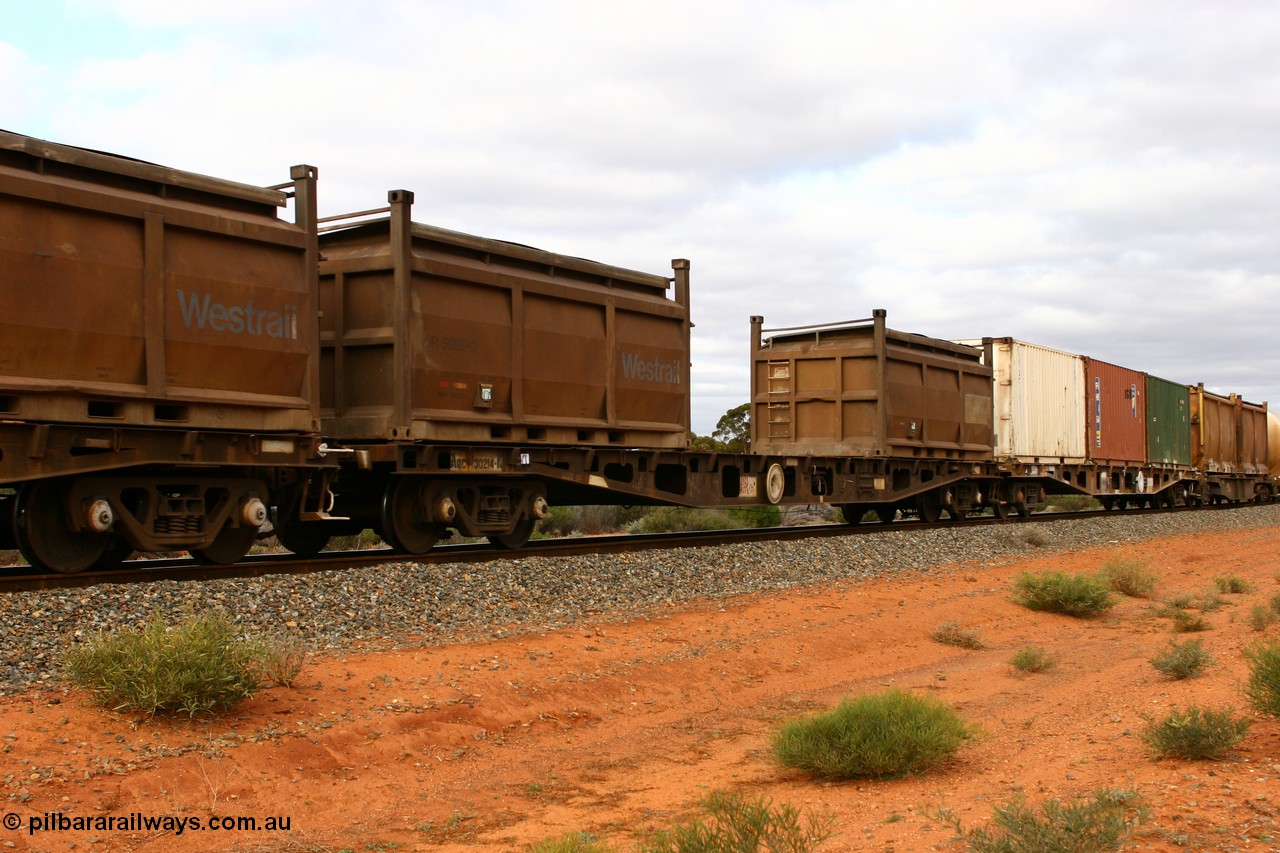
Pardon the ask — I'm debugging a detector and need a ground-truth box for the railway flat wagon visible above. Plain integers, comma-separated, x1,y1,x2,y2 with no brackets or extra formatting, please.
0,131,324,571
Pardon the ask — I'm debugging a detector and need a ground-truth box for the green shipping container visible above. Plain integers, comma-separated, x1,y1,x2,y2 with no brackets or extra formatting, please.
1145,375,1191,466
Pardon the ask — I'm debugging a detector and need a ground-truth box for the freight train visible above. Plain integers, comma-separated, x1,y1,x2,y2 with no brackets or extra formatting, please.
1,131,1275,574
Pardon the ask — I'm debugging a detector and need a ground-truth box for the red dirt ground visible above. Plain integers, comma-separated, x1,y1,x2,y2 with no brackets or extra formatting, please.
2,524,1279,852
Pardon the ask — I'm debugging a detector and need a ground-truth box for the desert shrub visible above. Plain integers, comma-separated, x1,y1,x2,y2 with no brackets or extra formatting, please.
931,623,984,649
934,789,1148,853
1098,556,1158,598
1269,590,1280,614
625,505,781,534
326,528,384,551
1150,639,1212,679
62,610,277,715
1169,609,1211,633
771,689,971,779
259,632,309,687
1011,571,1117,618
1213,575,1253,594
1009,646,1056,673
1141,706,1250,759
638,789,835,853
1243,640,1280,718
1246,604,1277,632
628,507,742,533
536,505,646,538
1046,494,1102,512
530,832,615,853
728,505,783,527
1195,590,1225,612
1020,528,1051,547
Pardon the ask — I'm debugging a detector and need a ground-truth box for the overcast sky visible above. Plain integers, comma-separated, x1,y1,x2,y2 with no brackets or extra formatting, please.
5,0,1278,433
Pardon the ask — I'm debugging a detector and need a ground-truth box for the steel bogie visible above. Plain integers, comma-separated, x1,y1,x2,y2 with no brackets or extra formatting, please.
16,475,274,570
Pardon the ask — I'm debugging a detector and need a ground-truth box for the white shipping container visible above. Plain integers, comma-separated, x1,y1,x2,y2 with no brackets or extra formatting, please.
985,338,1087,462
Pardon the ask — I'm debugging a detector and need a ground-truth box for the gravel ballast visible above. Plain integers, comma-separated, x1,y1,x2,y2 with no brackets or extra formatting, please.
3,505,1278,695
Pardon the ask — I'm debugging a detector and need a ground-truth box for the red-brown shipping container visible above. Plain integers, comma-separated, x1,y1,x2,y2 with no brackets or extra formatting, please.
318,190,690,447
0,130,320,439
749,311,992,459
1082,358,1145,465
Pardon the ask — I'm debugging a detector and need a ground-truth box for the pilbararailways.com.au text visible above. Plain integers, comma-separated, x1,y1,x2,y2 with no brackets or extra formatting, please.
10,811,292,836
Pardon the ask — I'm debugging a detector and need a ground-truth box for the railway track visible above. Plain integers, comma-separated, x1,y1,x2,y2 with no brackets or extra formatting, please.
0,502,1239,594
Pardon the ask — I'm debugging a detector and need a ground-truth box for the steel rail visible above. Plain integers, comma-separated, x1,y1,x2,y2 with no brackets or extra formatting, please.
0,502,1244,594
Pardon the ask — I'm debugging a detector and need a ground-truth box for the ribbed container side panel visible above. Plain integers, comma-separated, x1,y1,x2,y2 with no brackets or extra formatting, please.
1240,402,1269,475
750,315,992,459
988,339,1086,462
1191,387,1238,472
0,131,317,435
1145,375,1191,466
319,211,690,447
1083,358,1146,465
1268,412,1280,476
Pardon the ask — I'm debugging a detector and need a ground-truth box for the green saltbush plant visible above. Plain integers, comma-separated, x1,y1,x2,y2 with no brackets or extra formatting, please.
1243,640,1280,718
931,623,984,649
638,790,835,853
1246,604,1277,632
1008,646,1056,673
1011,571,1117,618
1149,639,1212,680
1169,609,1211,633
1141,706,1250,759
530,833,615,853
1213,574,1253,594
932,789,1148,853
62,610,293,715
771,689,971,779
1098,556,1158,598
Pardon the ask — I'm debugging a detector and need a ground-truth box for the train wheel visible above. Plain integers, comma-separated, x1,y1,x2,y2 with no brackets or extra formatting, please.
875,506,898,524
488,517,536,549
917,491,942,523
191,522,258,565
12,480,109,573
276,522,331,557
380,478,443,555
840,504,868,524
991,499,1010,519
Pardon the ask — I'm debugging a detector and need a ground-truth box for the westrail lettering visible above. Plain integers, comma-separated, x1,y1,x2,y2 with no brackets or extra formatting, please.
176,290,298,340
620,351,680,385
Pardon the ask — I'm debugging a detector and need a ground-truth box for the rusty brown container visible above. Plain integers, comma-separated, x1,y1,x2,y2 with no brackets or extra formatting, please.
0,131,320,434
1190,385,1240,472
1268,412,1280,476
1237,396,1269,475
749,310,992,459
318,191,690,447
1082,357,1146,465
